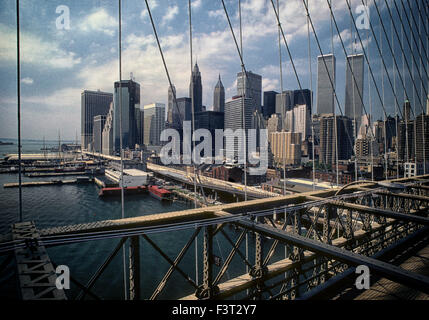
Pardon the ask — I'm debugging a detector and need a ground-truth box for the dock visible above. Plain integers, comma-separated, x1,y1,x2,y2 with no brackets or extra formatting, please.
3,177,92,188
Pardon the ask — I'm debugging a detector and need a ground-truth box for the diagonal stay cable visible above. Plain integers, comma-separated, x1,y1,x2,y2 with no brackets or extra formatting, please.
393,0,429,97
297,0,359,161
326,0,397,145
376,0,426,115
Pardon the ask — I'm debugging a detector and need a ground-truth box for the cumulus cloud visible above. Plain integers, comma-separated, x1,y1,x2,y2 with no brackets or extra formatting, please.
78,8,117,36
141,0,159,19
162,5,179,26
0,23,81,69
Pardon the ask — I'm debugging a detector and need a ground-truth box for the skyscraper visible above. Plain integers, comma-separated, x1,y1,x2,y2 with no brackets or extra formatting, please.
317,54,336,115
276,89,312,132
93,115,106,153
263,91,278,119
237,71,262,113
102,102,114,155
143,103,165,147
189,63,203,114
416,114,429,163
345,54,364,122
213,75,225,113
167,84,177,124
81,90,113,150
224,97,254,161
113,79,140,152
319,114,353,166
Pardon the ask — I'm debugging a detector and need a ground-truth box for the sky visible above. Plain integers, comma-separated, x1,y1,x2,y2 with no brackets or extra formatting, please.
0,0,427,140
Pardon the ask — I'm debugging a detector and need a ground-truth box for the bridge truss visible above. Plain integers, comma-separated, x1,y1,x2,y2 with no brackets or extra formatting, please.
1,175,429,300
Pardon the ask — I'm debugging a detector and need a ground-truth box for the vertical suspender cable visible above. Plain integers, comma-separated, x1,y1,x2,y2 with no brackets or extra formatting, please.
118,0,127,300
238,0,248,202
401,4,410,175
349,0,358,182
16,0,22,222
241,0,249,282
381,26,388,179
367,0,373,181
188,0,199,286
276,0,286,195
307,0,315,190
392,12,399,179
188,0,198,210
418,0,426,175
331,0,339,187
410,5,417,171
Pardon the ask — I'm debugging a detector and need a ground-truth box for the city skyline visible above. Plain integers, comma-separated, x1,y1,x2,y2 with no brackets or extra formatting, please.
1,0,426,140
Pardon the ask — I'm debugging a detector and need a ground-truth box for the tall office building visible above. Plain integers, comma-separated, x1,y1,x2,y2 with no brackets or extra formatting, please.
102,102,114,155
415,114,429,163
317,54,336,115
276,89,312,130
224,97,255,161
143,103,165,147
284,104,312,142
195,111,224,156
398,122,415,162
213,75,225,113
319,114,353,166
267,113,282,135
345,54,364,124
113,79,141,152
189,63,203,114
167,85,177,124
237,71,262,113
269,132,302,165
81,90,113,150
263,91,278,119
92,115,106,153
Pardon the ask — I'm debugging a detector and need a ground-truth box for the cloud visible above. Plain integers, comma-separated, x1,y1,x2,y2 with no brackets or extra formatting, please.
162,6,179,26
192,0,203,10
21,77,34,85
208,9,224,19
0,23,81,69
78,8,117,36
141,0,159,19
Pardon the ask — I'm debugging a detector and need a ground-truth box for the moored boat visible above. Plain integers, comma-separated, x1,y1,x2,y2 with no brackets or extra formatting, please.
148,185,172,201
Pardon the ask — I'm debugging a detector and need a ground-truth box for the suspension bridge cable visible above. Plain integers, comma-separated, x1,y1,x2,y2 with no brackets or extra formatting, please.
188,0,198,210
238,0,248,202
118,0,127,300
298,0,365,173
331,0,339,186
378,0,426,114
270,0,338,182
404,0,429,62
381,25,388,179
418,0,427,175
366,0,374,181
393,1,429,98
143,0,206,206
306,0,315,190
276,0,286,196
16,0,22,223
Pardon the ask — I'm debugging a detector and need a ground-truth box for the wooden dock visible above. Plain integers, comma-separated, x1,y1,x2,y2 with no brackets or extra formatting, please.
3,178,92,188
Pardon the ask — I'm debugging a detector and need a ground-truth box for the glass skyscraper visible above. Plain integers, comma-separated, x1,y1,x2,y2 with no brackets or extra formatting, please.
113,79,140,152
316,54,336,115
81,90,113,150
345,54,364,121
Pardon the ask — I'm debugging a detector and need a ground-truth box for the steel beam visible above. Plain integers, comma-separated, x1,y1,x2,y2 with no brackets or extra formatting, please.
237,219,429,294
12,222,67,300
129,236,140,300
306,196,429,225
